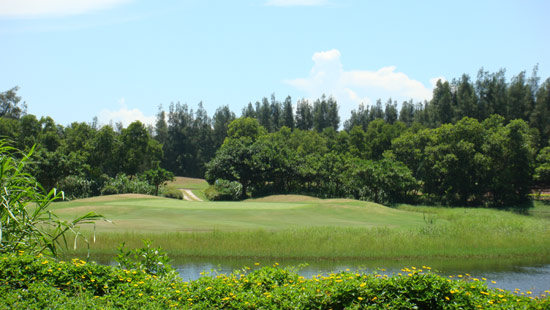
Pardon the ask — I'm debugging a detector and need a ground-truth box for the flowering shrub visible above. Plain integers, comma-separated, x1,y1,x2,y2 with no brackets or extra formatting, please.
1,253,549,309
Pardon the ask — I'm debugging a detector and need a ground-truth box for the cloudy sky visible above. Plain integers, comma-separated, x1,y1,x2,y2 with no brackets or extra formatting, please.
1,0,548,127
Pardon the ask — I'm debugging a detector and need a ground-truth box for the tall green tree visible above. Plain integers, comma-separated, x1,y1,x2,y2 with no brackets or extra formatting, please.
154,105,168,146
0,87,26,119
257,98,271,131
242,102,256,118
295,99,313,130
282,95,294,130
384,99,398,124
530,78,550,146
508,71,535,122
206,118,268,198
312,95,339,132
430,79,454,126
345,103,369,131
270,94,282,132
212,105,236,149
475,69,508,120
454,74,478,120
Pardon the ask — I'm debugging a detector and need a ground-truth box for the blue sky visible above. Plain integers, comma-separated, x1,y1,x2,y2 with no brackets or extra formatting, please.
1,0,549,127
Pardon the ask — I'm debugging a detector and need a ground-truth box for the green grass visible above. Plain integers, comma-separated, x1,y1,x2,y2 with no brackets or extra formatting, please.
52,194,550,260
53,194,425,232
528,200,550,219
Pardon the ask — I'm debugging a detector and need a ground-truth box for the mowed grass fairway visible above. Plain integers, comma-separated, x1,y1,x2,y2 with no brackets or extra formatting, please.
51,194,550,260
51,194,425,232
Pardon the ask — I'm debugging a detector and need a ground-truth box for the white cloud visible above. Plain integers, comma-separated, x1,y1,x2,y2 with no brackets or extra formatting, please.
285,49,443,117
98,98,155,128
0,0,132,18
265,0,329,7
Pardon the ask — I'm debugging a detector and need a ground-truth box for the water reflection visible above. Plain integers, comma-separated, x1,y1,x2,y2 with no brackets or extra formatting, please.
78,254,550,296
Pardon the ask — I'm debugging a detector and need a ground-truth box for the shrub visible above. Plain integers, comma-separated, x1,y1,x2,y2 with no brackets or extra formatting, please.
100,173,155,196
205,179,242,201
161,187,183,200
115,240,175,277
100,184,119,195
57,175,93,199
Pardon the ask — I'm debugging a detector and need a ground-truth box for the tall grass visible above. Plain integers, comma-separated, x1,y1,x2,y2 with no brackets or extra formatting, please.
61,198,550,260
72,217,550,259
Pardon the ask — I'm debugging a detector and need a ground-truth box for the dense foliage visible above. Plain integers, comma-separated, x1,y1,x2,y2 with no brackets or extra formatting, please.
205,116,536,207
1,253,549,309
2,66,550,205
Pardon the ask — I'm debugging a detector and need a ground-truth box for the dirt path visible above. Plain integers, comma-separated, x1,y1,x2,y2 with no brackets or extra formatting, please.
179,189,203,202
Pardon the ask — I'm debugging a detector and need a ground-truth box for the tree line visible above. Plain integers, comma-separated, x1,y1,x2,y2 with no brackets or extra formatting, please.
1,66,549,206
205,115,542,207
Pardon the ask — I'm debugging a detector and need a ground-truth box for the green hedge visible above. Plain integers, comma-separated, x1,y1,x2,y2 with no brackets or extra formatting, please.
1,254,549,309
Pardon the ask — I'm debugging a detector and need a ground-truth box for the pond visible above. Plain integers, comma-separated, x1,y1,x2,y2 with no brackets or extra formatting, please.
87,255,550,296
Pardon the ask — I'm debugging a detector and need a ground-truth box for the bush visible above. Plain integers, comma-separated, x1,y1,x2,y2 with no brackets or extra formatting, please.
161,187,183,200
100,173,155,196
115,240,175,277
100,184,119,195
205,179,242,201
57,175,93,199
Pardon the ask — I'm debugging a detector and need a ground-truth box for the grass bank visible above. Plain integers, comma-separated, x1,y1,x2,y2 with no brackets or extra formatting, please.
53,195,550,260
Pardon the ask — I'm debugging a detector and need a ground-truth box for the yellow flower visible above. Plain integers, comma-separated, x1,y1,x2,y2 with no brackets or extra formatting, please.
445,297,450,301
357,297,363,301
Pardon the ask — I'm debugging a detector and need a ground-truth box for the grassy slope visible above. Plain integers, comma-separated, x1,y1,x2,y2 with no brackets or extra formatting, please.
51,194,550,260
52,194,425,232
